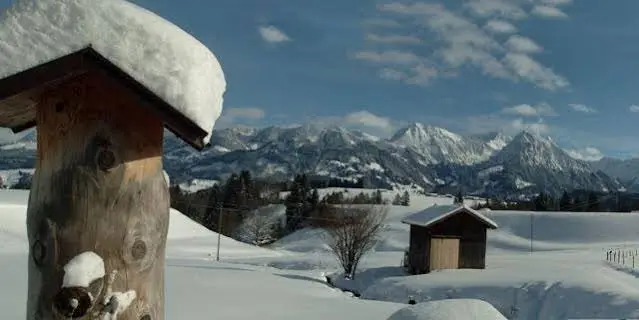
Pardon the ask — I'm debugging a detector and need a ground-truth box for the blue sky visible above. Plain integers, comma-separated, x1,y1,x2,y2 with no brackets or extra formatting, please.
1,0,639,160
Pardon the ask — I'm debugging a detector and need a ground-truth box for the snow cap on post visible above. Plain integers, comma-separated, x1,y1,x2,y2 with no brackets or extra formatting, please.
0,0,226,149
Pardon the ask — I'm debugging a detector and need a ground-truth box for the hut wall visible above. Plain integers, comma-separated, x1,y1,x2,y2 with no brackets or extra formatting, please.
408,225,430,274
426,211,488,269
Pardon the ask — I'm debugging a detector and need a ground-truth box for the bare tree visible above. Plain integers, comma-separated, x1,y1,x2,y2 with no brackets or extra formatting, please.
323,204,389,279
236,205,282,245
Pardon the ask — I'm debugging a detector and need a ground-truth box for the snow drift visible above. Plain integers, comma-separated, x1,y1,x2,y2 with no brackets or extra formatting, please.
387,299,507,320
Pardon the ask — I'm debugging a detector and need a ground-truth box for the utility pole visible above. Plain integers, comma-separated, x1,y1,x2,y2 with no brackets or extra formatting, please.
216,206,223,262
530,211,534,253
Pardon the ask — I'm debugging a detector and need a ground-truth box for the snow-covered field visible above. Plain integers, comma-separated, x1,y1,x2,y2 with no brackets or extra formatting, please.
3,188,639,319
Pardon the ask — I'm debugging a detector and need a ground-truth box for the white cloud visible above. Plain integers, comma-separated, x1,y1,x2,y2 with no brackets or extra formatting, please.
379,68,406,81
353,50,421,65
343,111,394,131
566,147,604,161
219,107,266,126
503,53,569,90
630,105,639,113
568,104,597,113
532,5,569,19
464,0,528,20
540,0,572,6
258,25,291,43
405,64,439,86
503,104,538,117
484,20,517,34
365,33,421,44
505,35,543,53
439,45,512,79
368,1,570,90
502,102,557,117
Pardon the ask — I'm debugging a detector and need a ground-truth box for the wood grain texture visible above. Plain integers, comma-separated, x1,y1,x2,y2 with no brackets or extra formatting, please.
26,70,168,320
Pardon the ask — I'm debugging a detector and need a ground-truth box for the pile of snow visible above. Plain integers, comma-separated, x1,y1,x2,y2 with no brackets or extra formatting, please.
0,0,226,142
387,299,506,320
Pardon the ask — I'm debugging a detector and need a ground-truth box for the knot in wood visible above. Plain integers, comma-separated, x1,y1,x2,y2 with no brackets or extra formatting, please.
131,239,147,260
53,287,93,318
96,148,117,171
31,240,46,266
55,101,66,113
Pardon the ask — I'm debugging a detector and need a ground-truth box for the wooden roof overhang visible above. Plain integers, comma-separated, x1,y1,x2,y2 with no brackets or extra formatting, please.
0,46,209,150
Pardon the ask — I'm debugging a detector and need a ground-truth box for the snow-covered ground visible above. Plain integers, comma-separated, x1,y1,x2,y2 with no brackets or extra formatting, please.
0,190,402,319
233,192,639,319
4,188,639,319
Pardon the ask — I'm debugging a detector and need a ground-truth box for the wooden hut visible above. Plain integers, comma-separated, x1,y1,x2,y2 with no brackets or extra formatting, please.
402,204,498,275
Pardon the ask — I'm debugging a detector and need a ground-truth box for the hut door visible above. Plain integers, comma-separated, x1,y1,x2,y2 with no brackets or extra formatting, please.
430,237,460,270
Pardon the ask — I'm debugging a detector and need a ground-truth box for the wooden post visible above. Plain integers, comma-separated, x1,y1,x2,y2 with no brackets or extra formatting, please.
26,72,169,319
216,206,222,262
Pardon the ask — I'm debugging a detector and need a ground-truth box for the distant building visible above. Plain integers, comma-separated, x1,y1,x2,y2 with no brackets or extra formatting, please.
402,204,498,275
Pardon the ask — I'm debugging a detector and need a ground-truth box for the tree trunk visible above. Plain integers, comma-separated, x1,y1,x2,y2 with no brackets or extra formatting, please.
26,71,168,320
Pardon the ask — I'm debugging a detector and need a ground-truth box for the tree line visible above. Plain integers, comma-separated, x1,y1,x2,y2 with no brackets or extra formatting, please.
474,189,639,212
169,171,408,244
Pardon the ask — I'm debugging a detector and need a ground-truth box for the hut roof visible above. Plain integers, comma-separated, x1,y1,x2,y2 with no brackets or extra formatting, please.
402,204,498,229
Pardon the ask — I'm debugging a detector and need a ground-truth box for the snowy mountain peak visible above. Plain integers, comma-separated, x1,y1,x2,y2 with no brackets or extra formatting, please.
391,123,463,146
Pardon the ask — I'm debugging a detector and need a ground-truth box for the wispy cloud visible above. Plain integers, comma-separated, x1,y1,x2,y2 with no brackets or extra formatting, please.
630,105,639,113
505,35,543,54
502,102,557,117
365,33,421,44
566,147,604,161
464,0,528,20
532,5,569,19
218,107,266,127
483,19,517,34
353,50,421,65
258,25,291,44
503,53,569,91
540,0,573,6
360,1,571,91
568,104,597,113
343,111,394,131
379,68,406,81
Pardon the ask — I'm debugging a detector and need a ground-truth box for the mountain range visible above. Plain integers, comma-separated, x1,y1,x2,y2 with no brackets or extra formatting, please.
1,123,637,198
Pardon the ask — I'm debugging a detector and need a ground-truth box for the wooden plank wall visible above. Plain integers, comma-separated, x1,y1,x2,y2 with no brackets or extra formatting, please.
408,225,430,274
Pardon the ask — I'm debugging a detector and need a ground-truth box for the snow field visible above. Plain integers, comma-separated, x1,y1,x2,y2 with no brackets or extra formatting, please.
0,190,403,319
5,188,639,318
387,299,507,320
236,195,639,319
